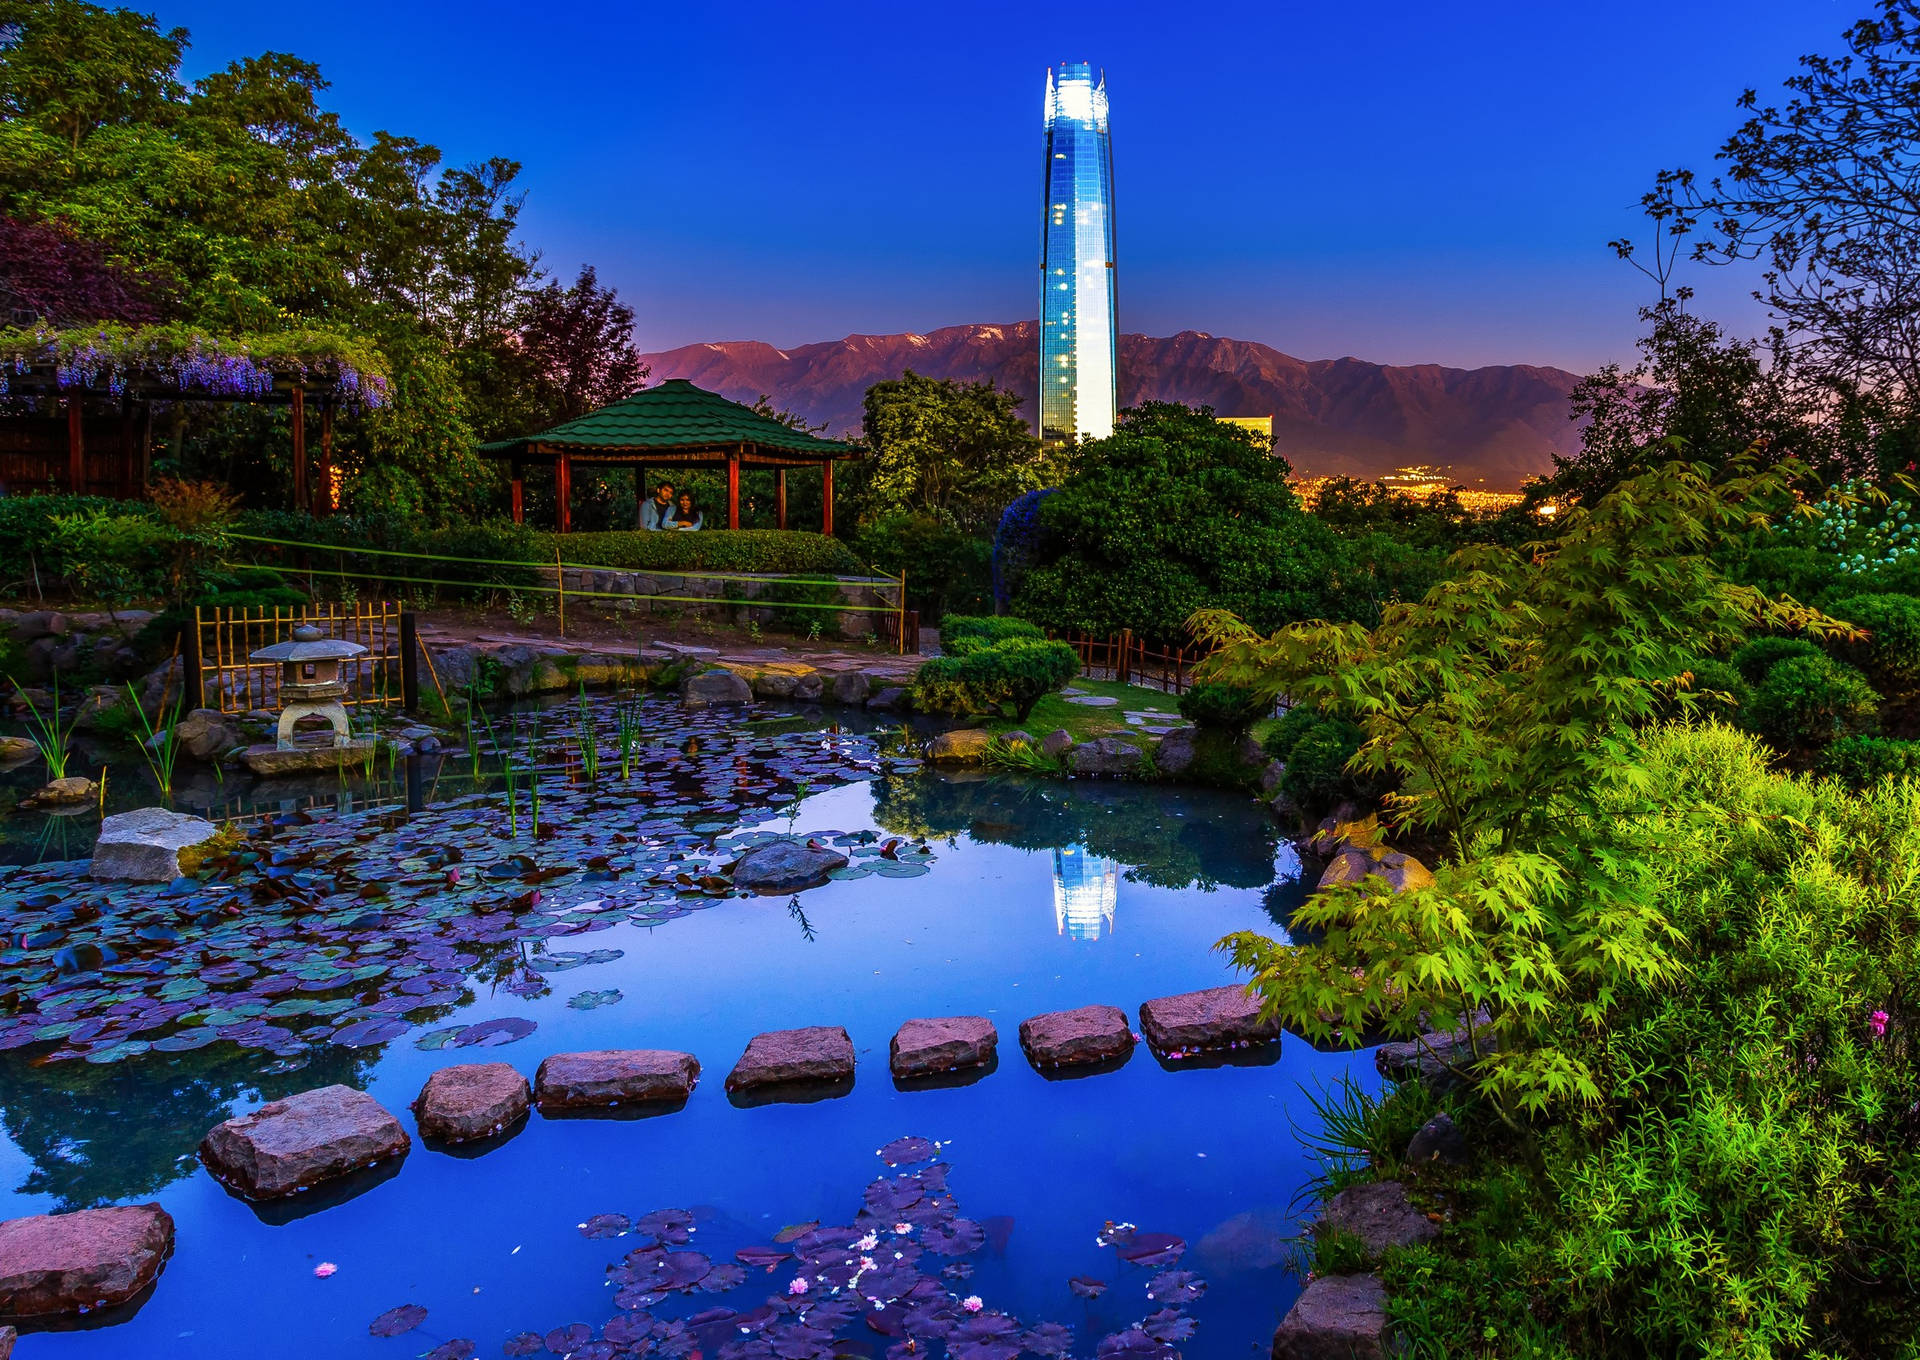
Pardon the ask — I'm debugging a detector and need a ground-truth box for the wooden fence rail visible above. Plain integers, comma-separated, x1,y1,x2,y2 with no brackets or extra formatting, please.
1052,629,1205,695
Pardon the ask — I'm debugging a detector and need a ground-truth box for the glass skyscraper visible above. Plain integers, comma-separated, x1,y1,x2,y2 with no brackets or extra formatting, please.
1040,61,1116,445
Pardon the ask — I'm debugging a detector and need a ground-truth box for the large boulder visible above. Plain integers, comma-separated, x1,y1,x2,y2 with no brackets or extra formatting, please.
413,1063,532,1142
1138,985,1281,1059
732,839,849,892
926,729,993,764
890,1016,997,1079
1069,738,1144,779
790,672,826,702
166,708,244,764
751,670,801,699
0,1323,12,1356
1320,1180,1438,1255
725,1026,855,1092
1040,729,1074,759
9,611,68,643
866,686,909,712
200,1085,410,1199
535,1050,700,1110
1270,1273,1387,1360
1375,1017,1495,1089
827,671,872,706
1259,760,1287,795
1316,846,1433,895
91,808,223,883
71,685,126,731
0,1203,174,1321
681,668,752,708
1018,1005,1135,1070
1404,1112,1467,1168
0,737,36,765
1153,728,1200,777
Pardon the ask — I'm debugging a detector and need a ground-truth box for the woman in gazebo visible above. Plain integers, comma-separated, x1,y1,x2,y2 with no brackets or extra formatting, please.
669,491,704,531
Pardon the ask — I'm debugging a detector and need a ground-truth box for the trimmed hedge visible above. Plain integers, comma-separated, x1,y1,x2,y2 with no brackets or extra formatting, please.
232,511,867,591
940,614,1045,656
1744,652,1880,754
1178,681,1268,732
1729,635,1823,685
912,637,1079,721
1826,592,1920,693
1819,734,1920,787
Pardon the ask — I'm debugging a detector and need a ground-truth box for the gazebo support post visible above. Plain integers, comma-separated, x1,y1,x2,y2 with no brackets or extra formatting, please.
510,461,524,525
776,468,787,530
118,398,136,499
728,445,742,530
66,395,83,493
822,459,834,537
556,452,573,533
291,386,307,514
316,397,334,516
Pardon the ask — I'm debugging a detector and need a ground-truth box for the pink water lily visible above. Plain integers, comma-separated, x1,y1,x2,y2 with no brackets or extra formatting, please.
788,1277,810,1295
313,1262,338,1278
961,1296,984,1314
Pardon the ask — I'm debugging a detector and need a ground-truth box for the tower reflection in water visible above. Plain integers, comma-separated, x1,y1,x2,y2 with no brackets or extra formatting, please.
1051,845,1118,940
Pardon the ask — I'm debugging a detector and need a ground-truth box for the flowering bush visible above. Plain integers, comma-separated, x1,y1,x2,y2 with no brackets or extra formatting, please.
0,322,390,407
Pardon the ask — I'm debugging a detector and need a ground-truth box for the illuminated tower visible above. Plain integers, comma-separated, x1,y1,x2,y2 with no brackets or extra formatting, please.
1040,61,1117,445
1052,845,1118,941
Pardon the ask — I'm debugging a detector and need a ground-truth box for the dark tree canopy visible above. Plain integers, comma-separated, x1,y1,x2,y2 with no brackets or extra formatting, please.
0,215,164,323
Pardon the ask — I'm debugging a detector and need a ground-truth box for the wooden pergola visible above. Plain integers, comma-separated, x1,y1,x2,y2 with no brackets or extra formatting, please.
0,368,340,514
478,379,858,534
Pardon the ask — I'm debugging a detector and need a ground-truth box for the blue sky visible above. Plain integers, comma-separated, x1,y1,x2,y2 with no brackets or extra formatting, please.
169,0,1854,372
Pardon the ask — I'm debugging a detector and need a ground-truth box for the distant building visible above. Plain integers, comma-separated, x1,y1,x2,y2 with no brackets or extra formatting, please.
1040,62,1117,446
1217,415,1273,441
1052,845,1118,940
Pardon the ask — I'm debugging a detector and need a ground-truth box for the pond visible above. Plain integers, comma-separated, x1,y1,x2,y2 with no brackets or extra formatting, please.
0,696,1375,1360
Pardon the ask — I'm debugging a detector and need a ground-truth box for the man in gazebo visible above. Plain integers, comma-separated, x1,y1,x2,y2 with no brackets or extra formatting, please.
639,481,675,530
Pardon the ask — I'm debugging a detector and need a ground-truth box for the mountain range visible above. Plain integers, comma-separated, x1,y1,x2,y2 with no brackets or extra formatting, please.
638,320,1587,488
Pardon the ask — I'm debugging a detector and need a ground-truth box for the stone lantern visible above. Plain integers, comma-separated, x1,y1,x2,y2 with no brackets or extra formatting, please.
251,623,368,751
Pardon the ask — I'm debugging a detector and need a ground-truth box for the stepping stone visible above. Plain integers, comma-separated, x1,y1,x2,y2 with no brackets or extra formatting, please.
890,1016,997,1079
1018,1005,1134,1070
535,1050,700,1110
414,1063,532,1142
731,840,850,892
200,1085,410,1200
1271,1273,1386,1360
0,1203,174,1320
725,1026,855,1092
1321,1180,1438,1255
1138,985,1282,1059
1064,695,1119,707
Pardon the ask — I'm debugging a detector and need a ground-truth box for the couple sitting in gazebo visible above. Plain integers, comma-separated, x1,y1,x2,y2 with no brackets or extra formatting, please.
639,481,704,531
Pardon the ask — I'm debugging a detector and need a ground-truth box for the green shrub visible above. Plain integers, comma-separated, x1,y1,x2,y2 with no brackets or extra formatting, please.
854,514,993,619
1819,734,1920,787
1262,704,1329,762
1744,652,1880,754
939,614,1044,656
0,493,149,569
1826,591,1920,692
1178,681,1268,732
761,575,843,633
1729,634,1823,684
1679,656,1748,721
1280,718,1373,813
45,509,174,607
911,638,1079,720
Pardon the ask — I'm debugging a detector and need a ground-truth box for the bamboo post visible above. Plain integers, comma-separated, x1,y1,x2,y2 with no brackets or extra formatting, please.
897,571,907,656
555,547,566,637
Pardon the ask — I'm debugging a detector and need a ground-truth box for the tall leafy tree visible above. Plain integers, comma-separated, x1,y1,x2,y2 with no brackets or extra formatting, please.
859,371,1055,532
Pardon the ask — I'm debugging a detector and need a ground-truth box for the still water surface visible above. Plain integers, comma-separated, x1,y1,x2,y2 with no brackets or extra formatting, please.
0,707,1373,1360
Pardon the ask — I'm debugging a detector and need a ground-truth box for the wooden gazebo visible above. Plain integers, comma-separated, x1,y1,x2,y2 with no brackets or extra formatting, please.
478,379,858,533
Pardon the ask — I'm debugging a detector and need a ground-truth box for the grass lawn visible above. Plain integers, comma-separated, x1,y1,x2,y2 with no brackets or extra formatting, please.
972,678,1184,746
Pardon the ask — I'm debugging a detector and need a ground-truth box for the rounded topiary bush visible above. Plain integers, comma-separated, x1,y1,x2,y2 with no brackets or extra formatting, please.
1178,681,1269,732
1730,635,1825,686
1825,592,1920,693
912,637,1079,721
1819,734,1920,788
1744,653,1880,754
940,614,1045,656
1680,657,1748,722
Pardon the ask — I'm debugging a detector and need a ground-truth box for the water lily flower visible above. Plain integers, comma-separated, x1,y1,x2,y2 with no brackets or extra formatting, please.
860,1256,877,1271
855,1232,879,1251
788,1277,810,1295
313,1262,338,1278
962,1296,984,1314
893,1223,913,1235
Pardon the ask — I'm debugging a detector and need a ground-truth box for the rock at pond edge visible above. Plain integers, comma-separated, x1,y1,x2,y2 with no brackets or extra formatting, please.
731,839,850,892
1138,985,1281,1058
90,807,223,883
1271,1272,1387,1360
1320,1180,1438,1256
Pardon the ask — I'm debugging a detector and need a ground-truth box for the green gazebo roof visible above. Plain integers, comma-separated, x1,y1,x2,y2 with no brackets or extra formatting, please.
479,378,854,465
